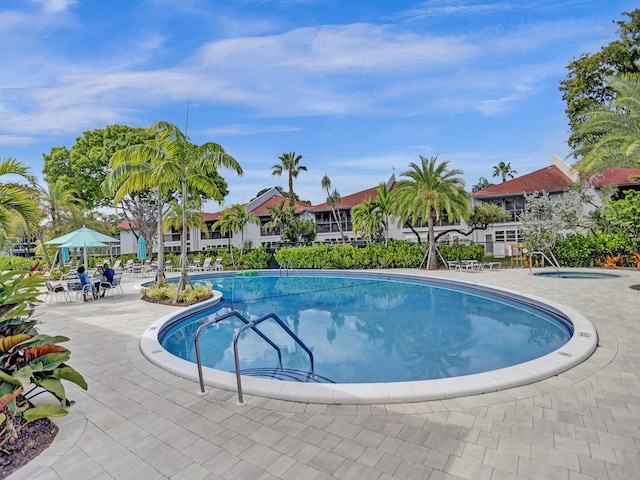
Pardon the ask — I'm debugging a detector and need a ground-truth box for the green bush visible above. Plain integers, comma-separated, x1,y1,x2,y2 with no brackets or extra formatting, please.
141,281,213,305
437,241,485,262
274,240,429,269
0,257,87,448
553,232,637,267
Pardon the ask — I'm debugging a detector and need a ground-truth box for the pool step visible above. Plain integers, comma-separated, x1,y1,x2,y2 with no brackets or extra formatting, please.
240,367,335,383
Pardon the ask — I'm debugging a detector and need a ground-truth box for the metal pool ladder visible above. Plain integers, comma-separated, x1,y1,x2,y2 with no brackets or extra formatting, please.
194,310,314,405
528,250,561,272
279,257,292,277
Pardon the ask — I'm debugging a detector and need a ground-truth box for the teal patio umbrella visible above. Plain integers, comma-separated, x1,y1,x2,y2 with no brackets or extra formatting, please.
46,226,119,269
137,236,147,261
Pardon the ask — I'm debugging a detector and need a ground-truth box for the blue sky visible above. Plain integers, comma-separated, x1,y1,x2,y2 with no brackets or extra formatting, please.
1,0,636,210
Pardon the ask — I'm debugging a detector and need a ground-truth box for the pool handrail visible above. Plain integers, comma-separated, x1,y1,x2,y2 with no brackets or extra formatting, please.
194,309,315,404
279,257,292,277
529,250,560,272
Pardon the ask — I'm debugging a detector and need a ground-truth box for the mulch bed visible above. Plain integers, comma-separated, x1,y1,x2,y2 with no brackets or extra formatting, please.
0,416,58,479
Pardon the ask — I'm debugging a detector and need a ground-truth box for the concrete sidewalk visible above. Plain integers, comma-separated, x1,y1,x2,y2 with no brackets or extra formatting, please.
9,268,640,480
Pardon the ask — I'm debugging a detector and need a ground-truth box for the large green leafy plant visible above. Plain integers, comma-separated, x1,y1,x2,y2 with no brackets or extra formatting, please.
0,257,87,448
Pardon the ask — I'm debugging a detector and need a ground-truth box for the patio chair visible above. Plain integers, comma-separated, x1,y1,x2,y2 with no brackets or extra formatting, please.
45,281,70,303
212,257,223,271
100,273,123,297
199,257,212,271
188,258,201,272
64,278,85,302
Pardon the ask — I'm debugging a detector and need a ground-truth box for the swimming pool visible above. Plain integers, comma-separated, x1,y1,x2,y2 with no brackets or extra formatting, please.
141,270,598,404
534,271,620,279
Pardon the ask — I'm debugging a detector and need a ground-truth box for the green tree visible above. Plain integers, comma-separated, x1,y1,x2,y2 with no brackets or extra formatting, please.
162,199,209,253
213,204,258,256
560,9,640,151
263,200,296,236
492,162,517,183
571,74,640,176
43,125,153,209
432,202,511,243
598,190,640,238
471,177,493,192
520,190,584,257
106,121,242,297
272,152,307,208
320,175,345,241
351,198,385,244
390,155,468,269
0,158,39,240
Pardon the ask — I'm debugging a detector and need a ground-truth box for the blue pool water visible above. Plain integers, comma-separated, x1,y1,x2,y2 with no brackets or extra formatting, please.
534,271,620,279
159,272,573,384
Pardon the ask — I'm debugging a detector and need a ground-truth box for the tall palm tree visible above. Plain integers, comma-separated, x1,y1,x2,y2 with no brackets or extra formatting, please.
321,174,344,241
572,73,640,176
212,207,237,267
105,121,243,296
0,158,39,238
272,151,307,207
390,155,468,270
162,200,209,252
492,162,517,183
229,204,259,253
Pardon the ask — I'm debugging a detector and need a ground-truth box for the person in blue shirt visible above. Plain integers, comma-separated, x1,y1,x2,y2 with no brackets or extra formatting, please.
100,263,115,297
76,266,94,301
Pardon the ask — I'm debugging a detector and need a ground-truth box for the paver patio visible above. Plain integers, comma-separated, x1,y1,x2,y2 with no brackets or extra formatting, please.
8,267,640,480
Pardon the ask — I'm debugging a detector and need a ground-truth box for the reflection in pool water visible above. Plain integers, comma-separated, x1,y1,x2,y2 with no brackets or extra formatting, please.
160,273,573,384
534,271,620,279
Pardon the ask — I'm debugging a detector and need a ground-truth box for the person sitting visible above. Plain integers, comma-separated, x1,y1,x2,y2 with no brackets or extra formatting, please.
93,265,103,296
77,266,95,301
100,262,115,297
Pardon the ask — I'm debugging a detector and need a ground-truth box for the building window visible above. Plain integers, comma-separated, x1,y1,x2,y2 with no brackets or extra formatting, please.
203,221,230,240
486,196,525,222
315,211,351,233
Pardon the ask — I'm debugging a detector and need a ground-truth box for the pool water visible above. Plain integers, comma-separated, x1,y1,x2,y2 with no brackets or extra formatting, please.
534,271,620,279
160,273,573,384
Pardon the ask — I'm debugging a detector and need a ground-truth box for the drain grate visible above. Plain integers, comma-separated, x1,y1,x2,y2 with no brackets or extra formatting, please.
630,284,640,291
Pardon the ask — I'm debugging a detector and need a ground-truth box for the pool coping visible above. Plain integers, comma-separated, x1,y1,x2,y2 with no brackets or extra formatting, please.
139,271,598,405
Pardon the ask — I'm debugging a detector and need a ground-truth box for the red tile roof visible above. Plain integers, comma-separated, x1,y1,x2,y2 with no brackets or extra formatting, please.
311,184,386,211
117,219,138,229
472,165,573,198
202,212,222,221
250,194,310,216
589,168,640,187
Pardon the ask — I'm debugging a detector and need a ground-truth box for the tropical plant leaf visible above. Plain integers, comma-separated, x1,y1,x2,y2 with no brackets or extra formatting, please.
17,334,70,349
0,333,32,353
0,389,22,410
34,378,67,405
29,352,70,371
23,404,69,422
0,370,22,386
13,366,34,390
53,366,88,390
23,344,69,362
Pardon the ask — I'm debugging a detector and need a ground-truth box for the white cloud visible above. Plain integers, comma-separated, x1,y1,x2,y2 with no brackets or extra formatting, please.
32,0,77,13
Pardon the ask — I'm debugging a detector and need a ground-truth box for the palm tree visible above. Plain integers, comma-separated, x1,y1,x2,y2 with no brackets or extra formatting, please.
351,198,384,244
263,200,296,236
212,207,237,267
471,177,493,193
572,73,640,176
0,158,39,239
105,121,243,296
375,182,393,246
272,152,307,207
162,199,209,255
492,162,517,183
321,175,344,241
390,155,468,270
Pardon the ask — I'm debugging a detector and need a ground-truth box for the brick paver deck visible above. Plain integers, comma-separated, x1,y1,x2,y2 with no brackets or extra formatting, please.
10,268,640,480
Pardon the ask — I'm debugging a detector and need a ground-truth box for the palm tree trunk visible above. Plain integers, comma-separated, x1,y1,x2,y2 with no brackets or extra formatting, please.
155,189,165,286
175,180,189,303
330,207,345,242
427,212,437,270
37,231,53,269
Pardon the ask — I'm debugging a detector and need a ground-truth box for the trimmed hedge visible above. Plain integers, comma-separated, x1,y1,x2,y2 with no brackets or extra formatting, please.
553,232,638,267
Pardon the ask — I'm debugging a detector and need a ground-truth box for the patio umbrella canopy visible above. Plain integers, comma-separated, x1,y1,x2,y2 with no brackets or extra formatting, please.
46,226,119,269
137,236,147,261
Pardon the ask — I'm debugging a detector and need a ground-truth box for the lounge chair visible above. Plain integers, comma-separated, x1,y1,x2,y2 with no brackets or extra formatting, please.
212,257,223,271
199,257,212,271
112,259,122,272
188,258,201,272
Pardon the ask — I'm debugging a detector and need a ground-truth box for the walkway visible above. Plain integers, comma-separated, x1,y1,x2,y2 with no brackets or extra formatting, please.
9,268,640,480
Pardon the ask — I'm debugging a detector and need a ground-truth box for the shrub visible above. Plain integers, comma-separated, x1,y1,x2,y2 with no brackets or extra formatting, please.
0,256,87,449
141,281,213,305
553,232,636,267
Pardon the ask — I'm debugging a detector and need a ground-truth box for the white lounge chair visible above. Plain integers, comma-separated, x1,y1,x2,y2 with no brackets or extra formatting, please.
212,257,223,271
100,273,123,297
199,257,212,271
